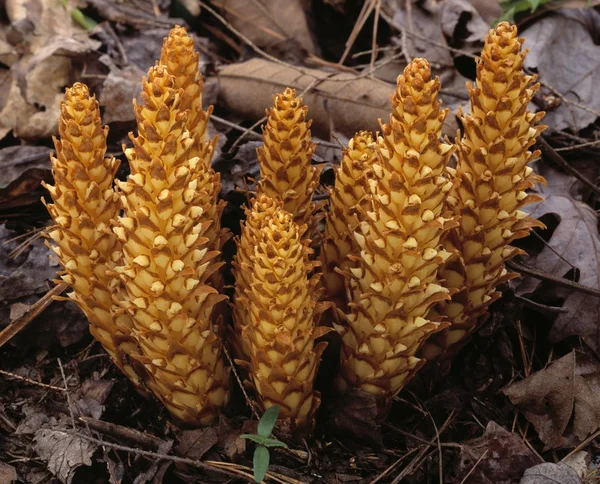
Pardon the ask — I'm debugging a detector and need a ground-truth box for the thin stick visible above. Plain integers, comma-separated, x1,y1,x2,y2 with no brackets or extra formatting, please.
507,260,600,299
369,0,381,77
0,369,66,392
0,283,67,349
538,136,600,197
78,416,164,450
459,449,488,484
57,358,76,430
555,139,600,152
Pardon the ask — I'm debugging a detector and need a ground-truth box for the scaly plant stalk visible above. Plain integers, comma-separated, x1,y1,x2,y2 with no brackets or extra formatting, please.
43,83,146,391
256,88,323,240
112,65,230,426
238,194,330,434
231,194,281,360
160,26,228,274
320,131,378,311
420,22,546,360
335,59,457,413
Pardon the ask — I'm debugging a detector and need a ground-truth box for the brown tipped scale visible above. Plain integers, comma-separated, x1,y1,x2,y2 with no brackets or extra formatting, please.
112,65,230,426
43,83,145,390
231,194,281,360
320,131,378,310
256,88,322,239
160,25,211,165
159,26,227,260
421,22,546,360
335,59,457,412
238,195,330,433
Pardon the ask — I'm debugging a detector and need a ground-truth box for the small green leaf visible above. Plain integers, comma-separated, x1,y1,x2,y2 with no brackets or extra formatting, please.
261,437,288,449
253,445,270,483
257,405,280,438
240,434,268,446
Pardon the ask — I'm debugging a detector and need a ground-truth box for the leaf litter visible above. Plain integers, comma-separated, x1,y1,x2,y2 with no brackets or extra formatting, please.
1,0,600,483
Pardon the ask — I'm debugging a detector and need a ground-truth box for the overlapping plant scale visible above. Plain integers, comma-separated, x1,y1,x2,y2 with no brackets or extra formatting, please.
112,64,230,426
42,83,147,392
334,58,457,414
43,21,547,436
256,88,323,241
321,131,378,311
236,194,330,433
421,22,546,360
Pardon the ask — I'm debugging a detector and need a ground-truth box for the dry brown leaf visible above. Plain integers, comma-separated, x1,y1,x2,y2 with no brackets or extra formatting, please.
0,0,100,141
520,462,582,484
503,351,600,449
450,421,541,484
213,0,317,57
218,58,392,139
517,193,600,355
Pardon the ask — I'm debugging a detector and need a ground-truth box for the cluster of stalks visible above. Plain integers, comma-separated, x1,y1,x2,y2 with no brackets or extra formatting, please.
45,22,545,433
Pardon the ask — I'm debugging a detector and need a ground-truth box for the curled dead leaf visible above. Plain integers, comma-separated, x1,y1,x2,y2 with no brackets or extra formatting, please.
503,351,600,449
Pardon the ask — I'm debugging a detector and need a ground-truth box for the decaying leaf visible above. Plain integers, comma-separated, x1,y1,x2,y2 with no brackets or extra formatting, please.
503,351,600,449
34,429,98,484
0,224,58,303
218,58,391,139
392,0,489,67
0,0,101,141
517,194,600,355
218,58,462,140
0,146,52,212
213,0,317,57
523,10,600,131
451,421,541,484
520,462,582,484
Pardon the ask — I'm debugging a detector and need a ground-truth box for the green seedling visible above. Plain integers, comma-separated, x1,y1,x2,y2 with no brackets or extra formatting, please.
241,405,288,483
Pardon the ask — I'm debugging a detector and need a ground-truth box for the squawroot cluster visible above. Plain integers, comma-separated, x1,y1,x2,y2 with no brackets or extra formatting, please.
45,21,545,432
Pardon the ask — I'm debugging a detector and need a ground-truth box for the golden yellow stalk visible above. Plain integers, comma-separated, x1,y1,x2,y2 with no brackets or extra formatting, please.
112,65,230,426
238,194,330,433
231,194,281,360
320,131,378,310
159,26,227,261
336,59,457,413
256,88,322,239
421,22,546,360
43,83,145,390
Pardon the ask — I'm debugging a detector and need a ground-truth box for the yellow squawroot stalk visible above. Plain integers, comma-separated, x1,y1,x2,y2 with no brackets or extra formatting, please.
421,22,546,360
112,65,230,426
320,131,378,310
43,83,145,390
160,26,228,275
335,59,457,413
231,194,281,360
256,88,322,239
237,194,330,433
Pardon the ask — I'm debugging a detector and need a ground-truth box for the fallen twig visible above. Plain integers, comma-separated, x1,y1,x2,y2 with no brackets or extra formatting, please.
0,283,67,349
538,136,600,197
507,260,600,298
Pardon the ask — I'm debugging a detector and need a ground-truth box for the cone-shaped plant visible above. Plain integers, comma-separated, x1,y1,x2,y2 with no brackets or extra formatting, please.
320,131,378,310
238,194,330,433
159,26,227,261
256,88,322,239
43,83,145,390
335,59,457,413
231,194,281,360
420,22,546,360
112,65,230,426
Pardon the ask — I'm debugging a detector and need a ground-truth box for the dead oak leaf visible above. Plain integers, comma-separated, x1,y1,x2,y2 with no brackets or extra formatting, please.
503,351,600,449
516,194,600,356
34,429,98,484
451,421,541,484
